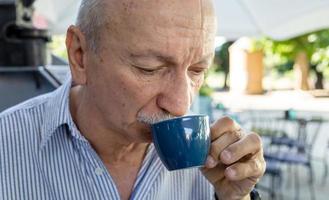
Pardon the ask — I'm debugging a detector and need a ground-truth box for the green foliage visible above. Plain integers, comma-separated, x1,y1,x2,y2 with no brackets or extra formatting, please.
249,38,265,52
275,60,294,74
199,83,213,96
49,35,68,60
214,41,233,73
259,29,329,74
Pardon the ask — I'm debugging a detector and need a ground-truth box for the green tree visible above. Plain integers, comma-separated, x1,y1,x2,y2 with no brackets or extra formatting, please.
213,41,234,89
260,29,329,89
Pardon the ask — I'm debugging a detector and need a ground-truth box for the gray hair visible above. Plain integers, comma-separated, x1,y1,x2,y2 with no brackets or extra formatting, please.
76,0,106,52
137,111,175,125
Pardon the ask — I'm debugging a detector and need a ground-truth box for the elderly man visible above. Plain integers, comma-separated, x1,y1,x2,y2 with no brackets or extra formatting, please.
0,0,265,199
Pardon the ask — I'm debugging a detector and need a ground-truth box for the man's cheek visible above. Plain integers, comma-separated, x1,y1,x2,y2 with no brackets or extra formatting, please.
193,75,205,89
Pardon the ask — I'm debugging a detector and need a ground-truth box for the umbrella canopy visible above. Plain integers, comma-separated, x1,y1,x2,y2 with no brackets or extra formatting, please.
215,0,329,40
34,0,80,34
34,0,329,40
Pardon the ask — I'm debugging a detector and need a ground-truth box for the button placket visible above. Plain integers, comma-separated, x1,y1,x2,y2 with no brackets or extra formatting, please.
72,138,103,200
94,167,104,176
79,140,121,200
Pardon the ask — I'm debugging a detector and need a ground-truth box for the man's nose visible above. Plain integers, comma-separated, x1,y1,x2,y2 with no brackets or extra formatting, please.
157,73,192,117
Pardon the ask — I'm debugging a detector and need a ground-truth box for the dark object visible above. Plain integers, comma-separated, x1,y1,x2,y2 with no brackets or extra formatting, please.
214,189,261,200
250,189,262,200
315,70,324,89
284,109,296,120
0,0,51,67
310,63,324,90
0,65,68,112
22,0,34,7
214,41,234,90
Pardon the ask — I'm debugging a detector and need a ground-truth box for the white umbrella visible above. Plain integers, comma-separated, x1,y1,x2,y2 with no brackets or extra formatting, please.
34,0,329,40
215,0,329,40
33,0,81,34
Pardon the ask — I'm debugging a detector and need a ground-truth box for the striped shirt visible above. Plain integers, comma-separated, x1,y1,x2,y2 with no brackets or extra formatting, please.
0,77,214,200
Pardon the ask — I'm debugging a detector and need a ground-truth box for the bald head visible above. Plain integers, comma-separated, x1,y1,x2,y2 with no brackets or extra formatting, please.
68,0,218,141
76,0,217,53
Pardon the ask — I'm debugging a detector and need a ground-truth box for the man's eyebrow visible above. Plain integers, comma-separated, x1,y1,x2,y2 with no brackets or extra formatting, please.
195,53,215,65
129,50,176,63
130,51,214,65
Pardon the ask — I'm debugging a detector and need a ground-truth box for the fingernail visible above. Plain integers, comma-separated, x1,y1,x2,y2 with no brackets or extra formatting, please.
222,150,231,161
205,155,218,168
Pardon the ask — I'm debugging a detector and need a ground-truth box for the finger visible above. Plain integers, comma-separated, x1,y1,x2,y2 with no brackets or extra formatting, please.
224,151,266,181
209,130,243,163
210,116,241,141
205,130,243,168
204,155,219,168
201,163,226,183
220,133,262,165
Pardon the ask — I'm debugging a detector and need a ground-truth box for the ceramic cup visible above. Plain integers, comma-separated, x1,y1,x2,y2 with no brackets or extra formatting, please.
151,115,210,171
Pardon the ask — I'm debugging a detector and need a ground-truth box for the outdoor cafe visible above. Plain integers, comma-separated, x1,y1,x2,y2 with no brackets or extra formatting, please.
0,0,329,200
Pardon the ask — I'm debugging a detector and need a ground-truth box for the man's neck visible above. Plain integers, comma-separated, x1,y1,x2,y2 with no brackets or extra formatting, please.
69,86,149,166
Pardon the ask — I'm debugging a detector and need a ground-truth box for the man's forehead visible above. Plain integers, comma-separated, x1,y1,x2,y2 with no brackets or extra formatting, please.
99,0,216,64
104,0,215,27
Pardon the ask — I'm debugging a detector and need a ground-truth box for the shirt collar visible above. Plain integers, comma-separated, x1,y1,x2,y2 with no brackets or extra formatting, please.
40,76,85,149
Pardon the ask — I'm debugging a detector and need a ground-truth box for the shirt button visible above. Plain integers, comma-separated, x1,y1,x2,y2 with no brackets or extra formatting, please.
95,167,104,175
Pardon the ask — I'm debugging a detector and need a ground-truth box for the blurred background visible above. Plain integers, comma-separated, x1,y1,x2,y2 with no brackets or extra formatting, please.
0,0,329,199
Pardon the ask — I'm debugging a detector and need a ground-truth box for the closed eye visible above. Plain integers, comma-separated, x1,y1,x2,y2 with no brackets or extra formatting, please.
189,67,208,76
132,65,164,75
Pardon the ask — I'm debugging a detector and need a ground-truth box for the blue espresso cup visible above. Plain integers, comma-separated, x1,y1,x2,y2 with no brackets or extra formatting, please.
151,115,211,171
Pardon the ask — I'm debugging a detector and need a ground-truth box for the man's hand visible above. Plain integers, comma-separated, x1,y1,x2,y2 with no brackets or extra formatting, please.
201,116,266,200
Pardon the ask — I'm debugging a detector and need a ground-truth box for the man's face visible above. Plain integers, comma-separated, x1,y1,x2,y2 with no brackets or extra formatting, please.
83,0,217,143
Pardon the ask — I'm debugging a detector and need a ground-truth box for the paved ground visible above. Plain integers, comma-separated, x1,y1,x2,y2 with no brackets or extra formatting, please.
212,90,329,113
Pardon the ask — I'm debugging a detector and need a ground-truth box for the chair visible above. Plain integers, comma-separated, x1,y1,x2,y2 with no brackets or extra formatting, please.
248,114,285,200
248,112,324,200
322,139,329,185
256,158,283,200
264,117,323,200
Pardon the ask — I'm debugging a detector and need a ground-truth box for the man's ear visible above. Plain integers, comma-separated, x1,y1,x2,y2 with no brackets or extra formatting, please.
66,25,88,85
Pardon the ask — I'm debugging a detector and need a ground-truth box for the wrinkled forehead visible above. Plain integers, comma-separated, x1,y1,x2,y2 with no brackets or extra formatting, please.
105,0,216,34
100,0,216,60
122,0,207,27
